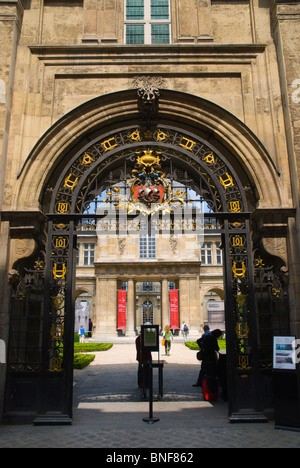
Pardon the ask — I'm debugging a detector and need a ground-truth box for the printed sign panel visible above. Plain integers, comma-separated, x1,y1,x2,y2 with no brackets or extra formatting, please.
118,290,127,330
170,289,179,329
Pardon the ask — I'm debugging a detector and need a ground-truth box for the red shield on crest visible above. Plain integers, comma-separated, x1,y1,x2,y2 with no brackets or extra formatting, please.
133,184,164,203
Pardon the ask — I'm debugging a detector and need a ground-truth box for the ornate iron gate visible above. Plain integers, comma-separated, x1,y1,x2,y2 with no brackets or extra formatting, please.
4,88,290,423
5,258,45,422
43,122,264,422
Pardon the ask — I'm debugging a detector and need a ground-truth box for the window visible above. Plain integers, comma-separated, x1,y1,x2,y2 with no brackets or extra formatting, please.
126,24,144,44
216,242,223,265
125,0,171,44
143,282,153,291
201,243,212,265
83,243,95,266
140,235,156,258
126,0,144,20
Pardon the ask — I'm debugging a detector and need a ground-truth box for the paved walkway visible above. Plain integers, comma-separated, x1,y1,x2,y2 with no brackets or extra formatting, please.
1,342,300,448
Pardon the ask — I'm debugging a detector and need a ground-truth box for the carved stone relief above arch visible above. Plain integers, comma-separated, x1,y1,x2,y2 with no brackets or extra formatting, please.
262,236,287,267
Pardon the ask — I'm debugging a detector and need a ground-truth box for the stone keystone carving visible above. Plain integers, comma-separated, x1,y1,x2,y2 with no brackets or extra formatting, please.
132,76,165,123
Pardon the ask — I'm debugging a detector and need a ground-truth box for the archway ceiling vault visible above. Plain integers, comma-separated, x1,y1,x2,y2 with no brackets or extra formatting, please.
14,89,284,213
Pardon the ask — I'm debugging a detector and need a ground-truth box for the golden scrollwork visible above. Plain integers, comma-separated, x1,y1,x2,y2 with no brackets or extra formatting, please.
82,152,95,165
229,200,241,212
49,356,63,372
53,263,67,280
235,322,249,338
64,173,79,190
237,355,252,370
34,260,44,270
156,129,168,141
54,236,67,249
136,150,161,167
236,293,247,307
52,295,64,309
232,261,246,278
179,137,196,151
56,202,70,214
219,172,234,189
203,152,215,164
101,137,118,152
254,257,265,269
128,129,142,141
232,235,244,247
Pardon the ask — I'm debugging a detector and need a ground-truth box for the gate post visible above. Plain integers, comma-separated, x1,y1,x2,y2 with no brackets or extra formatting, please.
34,220,76,425
223,216,267,422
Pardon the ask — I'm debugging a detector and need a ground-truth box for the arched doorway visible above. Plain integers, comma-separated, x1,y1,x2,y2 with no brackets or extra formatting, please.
4,88,291,424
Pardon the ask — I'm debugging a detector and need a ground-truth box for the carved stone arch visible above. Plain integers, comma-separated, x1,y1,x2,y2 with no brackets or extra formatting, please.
14,89,284,214
199,284,224,316
75,287,95,301
206,287,225,301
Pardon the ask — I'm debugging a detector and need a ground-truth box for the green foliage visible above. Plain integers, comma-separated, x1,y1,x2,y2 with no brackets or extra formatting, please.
185,341,200,350
185,339,226,351
74,353,95,369
73,335,113,369
74,342,113,353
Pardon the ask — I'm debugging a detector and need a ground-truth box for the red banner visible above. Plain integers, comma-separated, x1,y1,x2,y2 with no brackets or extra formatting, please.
170,289,179,329
117,290,126,330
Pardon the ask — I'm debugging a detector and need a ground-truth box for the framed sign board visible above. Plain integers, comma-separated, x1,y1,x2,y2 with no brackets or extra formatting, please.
141,325,159,352
273,336,296,370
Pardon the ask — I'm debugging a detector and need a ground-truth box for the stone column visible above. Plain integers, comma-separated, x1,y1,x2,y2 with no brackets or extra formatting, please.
0,0,24,210
179,276,200,337
188,276,201,337
95,277,117,338
161,278,169,328
126,278,136,336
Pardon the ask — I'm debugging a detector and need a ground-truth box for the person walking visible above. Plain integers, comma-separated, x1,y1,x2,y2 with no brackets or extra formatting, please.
181,321,189,342
88,318,93,338
78,324,85,343
162,325,173,356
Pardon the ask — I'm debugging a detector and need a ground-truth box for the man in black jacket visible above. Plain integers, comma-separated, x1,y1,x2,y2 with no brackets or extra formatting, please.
193,329,223,387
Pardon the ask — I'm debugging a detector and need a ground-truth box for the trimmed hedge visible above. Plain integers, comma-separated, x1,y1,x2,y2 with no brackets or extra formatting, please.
74,342,113,353
74,353,95,369
73,342,113,369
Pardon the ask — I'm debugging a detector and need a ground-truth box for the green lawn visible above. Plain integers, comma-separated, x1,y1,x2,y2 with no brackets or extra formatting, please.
72,340,113,369
185,339,226,351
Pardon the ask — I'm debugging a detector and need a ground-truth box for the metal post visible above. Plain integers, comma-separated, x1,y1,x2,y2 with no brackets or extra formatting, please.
143,362,159,424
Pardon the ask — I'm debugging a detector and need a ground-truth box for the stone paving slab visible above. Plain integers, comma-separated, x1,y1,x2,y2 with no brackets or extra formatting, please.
1,342,300,448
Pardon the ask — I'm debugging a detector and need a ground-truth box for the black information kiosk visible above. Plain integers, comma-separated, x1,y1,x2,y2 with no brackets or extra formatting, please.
141,325,161,424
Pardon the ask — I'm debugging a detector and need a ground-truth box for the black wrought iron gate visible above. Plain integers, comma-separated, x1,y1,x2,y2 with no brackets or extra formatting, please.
4,120,290,424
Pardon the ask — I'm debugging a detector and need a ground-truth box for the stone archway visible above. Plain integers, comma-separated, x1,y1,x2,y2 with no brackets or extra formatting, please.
3,88,293,425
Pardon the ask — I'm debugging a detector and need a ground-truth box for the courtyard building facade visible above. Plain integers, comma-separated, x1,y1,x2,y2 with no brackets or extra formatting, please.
75,231,224,339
